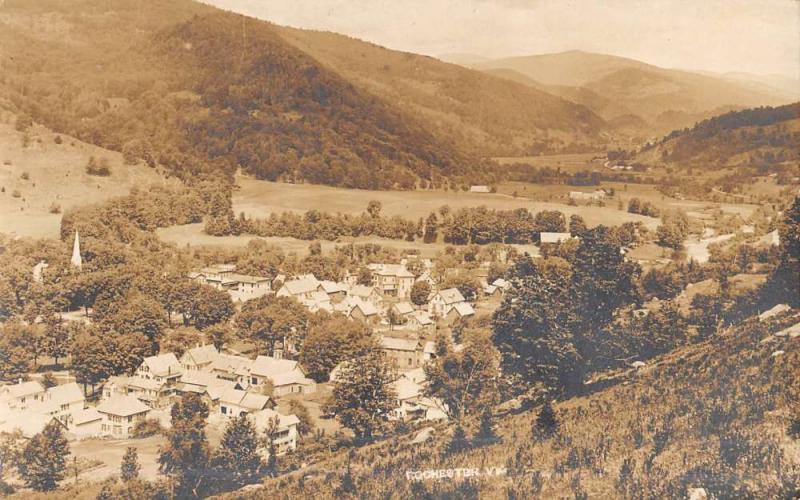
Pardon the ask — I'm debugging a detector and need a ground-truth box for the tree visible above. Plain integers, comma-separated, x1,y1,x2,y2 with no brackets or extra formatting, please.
534,210,567,233
474,410,499,447
424,212,439,243
493,257,583,394
287,400,314,437
263,415,280,476
569,214,587,237
766,196,800,308
205,323,232,351
41,372,57,389
356,267,373,286
17,421,70,491
120,447,140,482
424,330,499,424
101,292,167,345
0,321,35,382
300,317,374,382
533,400,558,440
410,280,431,307
328,348,396,442
210,415,263,490
40,313,70,366
442,273,480,302
158,393,210,498
184,285,235,330
367,200,382,218
161,327,203,358
446,424,468,455
0,430,22,491
236,296,311,356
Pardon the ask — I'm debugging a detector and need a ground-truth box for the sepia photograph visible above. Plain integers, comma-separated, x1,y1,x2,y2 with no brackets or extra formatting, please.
0,0,798,498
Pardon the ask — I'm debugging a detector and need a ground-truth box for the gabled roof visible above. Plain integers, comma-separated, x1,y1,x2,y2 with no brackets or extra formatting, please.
249,408,300,432
282,276,321,295
181,344,220,366
142,353,182,378
250,356,306,381
4,380,45,399
348,284,376,299
72,408,102,425
227,273,270,284
374,264,414,278
435,288,466,304
96,395,151,417
492,278,510,289
380,336,422,352
392,377,423,401
540,232,573,244
319,280,346,294
349,299,378,317
219,388,271,411
0,412,64,438
209,354,253,376
402,367,427,384
409,310,434,326
423,341,436,355
45,382,84,405
450,302,475,317
392,302,415,315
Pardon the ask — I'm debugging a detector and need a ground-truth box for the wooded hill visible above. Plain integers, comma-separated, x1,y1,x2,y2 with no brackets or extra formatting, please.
637,102,800,167
0,0,477,189
0,0,611,190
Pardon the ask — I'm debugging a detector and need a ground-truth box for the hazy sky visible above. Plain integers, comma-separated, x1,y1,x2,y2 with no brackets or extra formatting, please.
205,0,800,78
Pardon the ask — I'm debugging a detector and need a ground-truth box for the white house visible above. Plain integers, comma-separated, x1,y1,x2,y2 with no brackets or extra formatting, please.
379,336,424,370
248,356,316,396
69,408,103,439
249,408,300,456
180,344,220,372
276,275,323,300
469,185,491,193
208,353,253,383
540,232,574,245
390,372,447,422
219,388,273,417
445,302,475,324
30,382,85,425
136,353,183,385
429,288,467,317
96,395,151,439
406,310,435,333
0,380,46,411
372,264,415,299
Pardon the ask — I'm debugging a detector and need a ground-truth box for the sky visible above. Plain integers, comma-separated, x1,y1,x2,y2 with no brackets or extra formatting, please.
205,0,800,78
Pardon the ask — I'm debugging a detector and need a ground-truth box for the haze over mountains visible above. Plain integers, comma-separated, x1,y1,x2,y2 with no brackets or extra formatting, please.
460,50,794,137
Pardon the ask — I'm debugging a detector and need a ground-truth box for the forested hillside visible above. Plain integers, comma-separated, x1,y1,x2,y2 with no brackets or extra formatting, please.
0,0,486,189
273,27,610,156
638,103,800,167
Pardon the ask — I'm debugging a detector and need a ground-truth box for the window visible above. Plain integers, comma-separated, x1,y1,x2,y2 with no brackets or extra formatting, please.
221,406,227,415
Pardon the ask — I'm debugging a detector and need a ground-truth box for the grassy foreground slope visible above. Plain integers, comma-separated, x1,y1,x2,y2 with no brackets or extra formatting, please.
236,313,800,499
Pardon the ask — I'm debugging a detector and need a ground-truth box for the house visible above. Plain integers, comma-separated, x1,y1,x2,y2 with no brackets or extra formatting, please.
392,302,415,317
347,299,380,325
569,190,606,201
180,344,220,372
32,382,85,425
469,185,491,193
540,232,574,245
189,264,237,289
492,278,511,291
429,288,467,317
0,412,67,439
347,284,383,307
406,310,435,334
69,408,103,439
276,275,322,300
248,356,316,396
319,281,347,302
0,380,46,411
390,372,447,422
96,395,151,439
423,341,437,362
208,353,253,383
102,375,174,409
219,388,273,417
379,336,424,369
249,409,300,456
177,370,242,408
226,274,272,302
372,264,415,299
135,353,183,386
446,302,475,324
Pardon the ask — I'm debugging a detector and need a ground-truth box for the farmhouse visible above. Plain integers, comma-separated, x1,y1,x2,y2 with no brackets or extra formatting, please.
445,302,476,323
208,353,253,383
102,375,174,409
276,275,323,300
391,301,415,317
249,408,300,456
569,189,606,201
219,388,273,417
347,298,381,325
406,310,435,333
390,371,447,422
346,284,383,307
0,380,46,411
69,408,103,439
136,353,183,385
0,412,67,439
30,382,85,425
469,185,491,193
96,395,151,439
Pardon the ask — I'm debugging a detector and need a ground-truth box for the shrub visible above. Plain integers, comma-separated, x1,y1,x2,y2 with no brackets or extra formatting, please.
132,418,163,438
86,156,111,176
11,190,21,198
54,135,62,144
49,203,61,214
20,172,29,180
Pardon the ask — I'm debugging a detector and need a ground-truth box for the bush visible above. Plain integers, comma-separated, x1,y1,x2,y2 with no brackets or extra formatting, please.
86,156,111,176
11,190,21,198
49,203,61,214
20,172,29,180
132,418,163,438
54,135,62,144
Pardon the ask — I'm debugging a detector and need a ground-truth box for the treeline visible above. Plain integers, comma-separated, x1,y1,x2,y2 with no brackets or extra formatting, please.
505,163,653,187
204,202,617,246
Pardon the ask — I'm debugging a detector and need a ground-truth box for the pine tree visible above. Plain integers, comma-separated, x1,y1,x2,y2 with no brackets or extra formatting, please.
474,410,499,447
211,415,263,488
534,400,558,440
446,424,468,455
158,393,210,498
17,421,70,491
120,447,140,482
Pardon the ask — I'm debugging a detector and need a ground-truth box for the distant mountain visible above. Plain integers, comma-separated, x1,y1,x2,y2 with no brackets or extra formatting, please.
273,27,611,156
476,50,791,137
0,0,495,189
437,53,492,66
637,102,800,167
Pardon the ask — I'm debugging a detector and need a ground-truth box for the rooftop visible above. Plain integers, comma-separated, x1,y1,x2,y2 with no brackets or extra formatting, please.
96,395,151,417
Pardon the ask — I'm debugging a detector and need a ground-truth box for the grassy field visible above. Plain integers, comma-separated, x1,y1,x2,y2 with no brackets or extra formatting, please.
0,111,171,239
233,175,660,229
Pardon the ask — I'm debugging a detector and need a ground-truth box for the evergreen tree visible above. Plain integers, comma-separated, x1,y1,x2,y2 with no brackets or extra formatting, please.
474,410,499,446
211,415,263,489
446,424,469,455
120,447,140,482
17,421,70,491
533,400,558,440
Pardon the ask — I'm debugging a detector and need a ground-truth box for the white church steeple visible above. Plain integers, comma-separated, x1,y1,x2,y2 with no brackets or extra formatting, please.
71,230,82,269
